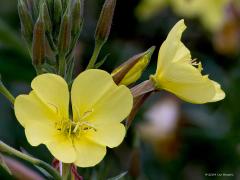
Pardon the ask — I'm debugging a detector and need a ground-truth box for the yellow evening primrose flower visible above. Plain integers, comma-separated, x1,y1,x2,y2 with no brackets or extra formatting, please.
171,0,229,31
151,20,225,104
14,69,133,167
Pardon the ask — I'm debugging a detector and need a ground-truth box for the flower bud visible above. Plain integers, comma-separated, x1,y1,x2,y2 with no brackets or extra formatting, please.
95,0,116,44
71,0,84,36
24,0,38,20
62,0,68,11
42,1,52,34
32,11,46,66
112,46,155,86
46,0,54,17
18,0,33,43
53,0,62,37
58,7,71,56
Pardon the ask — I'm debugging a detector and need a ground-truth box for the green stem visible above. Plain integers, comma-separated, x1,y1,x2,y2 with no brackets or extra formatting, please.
58,54,66,78
0,141,61,180
86,40,104,69
34,65,44,75
66,33,80,61
62,163,71,180
47,33,57,52
0,82,15,104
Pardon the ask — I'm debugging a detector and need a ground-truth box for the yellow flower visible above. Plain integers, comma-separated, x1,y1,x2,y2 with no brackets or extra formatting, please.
14,69,133,167
171,0,229,31
151,20,225,104
135,0,167,21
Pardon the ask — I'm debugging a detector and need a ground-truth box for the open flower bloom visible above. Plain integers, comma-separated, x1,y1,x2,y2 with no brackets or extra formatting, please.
14,69,133,167
151,20,225,104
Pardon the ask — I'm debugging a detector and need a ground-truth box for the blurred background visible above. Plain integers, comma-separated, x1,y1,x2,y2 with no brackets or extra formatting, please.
0,0,240,179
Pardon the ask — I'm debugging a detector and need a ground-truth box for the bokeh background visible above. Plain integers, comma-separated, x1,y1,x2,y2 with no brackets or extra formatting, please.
0,0,240,179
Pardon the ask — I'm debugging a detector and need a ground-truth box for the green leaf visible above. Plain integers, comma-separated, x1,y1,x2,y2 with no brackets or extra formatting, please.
107,171,128,180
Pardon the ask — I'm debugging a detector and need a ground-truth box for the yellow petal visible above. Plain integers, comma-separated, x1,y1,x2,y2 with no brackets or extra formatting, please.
87,85,133,124
71,69,133,123
31,73,69,118
158,62,223,104
25,121,57,146
14,91,58,127
74,137,106,167
156,19,191,75
71,69,115,119
85,123,126,148
46,134,76,163
209,81,226,102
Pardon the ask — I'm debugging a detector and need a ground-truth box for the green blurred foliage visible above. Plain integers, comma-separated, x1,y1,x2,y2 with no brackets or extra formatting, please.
0,0,240,179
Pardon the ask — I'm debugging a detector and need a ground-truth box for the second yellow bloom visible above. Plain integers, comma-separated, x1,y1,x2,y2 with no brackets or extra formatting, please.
151,20,225,104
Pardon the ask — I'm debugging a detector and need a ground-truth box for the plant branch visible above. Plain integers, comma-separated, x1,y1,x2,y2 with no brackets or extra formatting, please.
86,40,104,69
0,81,15,104
0,141,61,180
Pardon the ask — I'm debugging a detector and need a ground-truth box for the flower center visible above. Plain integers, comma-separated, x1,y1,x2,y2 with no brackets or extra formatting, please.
55,108,96,137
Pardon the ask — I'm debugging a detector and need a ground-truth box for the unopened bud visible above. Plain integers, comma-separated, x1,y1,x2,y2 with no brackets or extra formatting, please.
32,12,46,66
62,0,68,11
95,0,116,43
23,0,38,20
53,0,62,36
41,1,52,33
46,0,54,17
58,8,71,55
71,0,84,36
18,0,33,43
112,46,155,86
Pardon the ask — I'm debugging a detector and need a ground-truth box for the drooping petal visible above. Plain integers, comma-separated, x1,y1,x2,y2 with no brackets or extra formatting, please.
71,69,133,123
85,123,126,148
74,137,106,167
46,134,76,163
14,91,58,127
31,73,69,118
158,62,224,104
156,19,191,75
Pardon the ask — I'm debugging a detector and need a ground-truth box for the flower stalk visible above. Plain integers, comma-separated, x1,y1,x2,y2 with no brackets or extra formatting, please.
18,0,33,45
86,40,104,69
87,0,116,69
0,79,15,105
126,80,155,128
0,141,61,180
